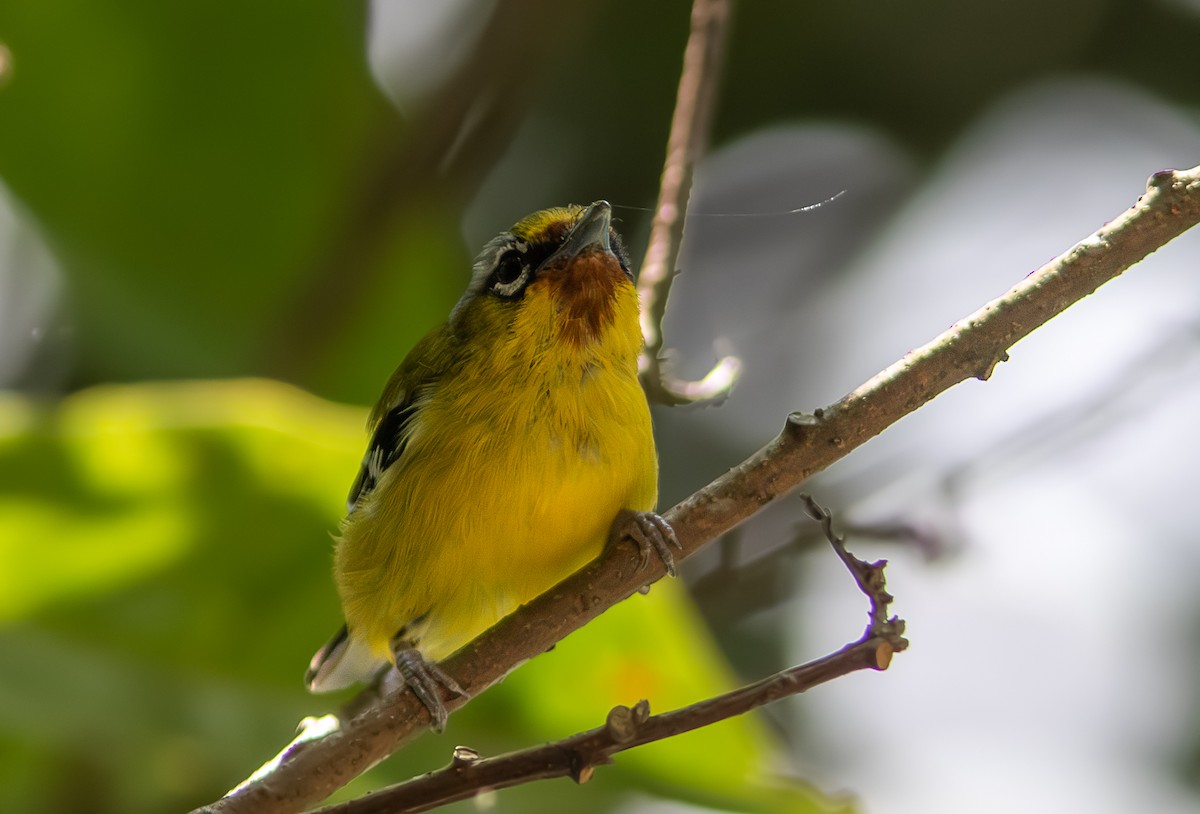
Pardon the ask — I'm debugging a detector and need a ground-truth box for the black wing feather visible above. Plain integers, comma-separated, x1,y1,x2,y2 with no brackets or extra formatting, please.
346,402,418,512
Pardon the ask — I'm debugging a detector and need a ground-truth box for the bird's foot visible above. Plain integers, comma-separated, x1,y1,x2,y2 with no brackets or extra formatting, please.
390,642,467,733
610,509,681,577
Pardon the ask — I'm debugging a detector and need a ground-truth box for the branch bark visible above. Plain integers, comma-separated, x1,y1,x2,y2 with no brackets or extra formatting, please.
316,639,887,814
193,164,1200,814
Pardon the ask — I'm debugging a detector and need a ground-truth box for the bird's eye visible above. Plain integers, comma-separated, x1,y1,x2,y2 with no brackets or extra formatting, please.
486,248,530,299
493,251,525,285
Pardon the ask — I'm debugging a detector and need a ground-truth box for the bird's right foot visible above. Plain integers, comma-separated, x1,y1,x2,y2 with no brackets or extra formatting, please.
609,509,681,577
390,641,467,733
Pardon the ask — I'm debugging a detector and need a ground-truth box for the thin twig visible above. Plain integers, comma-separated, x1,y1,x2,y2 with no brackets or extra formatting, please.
194,167,1200,814
314,498,904,814
637,0,741,406
801,494,899,635
691,515,939,625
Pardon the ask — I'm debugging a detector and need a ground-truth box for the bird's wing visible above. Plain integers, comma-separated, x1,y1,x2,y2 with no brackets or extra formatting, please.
345,325,457,513
345,400,419,512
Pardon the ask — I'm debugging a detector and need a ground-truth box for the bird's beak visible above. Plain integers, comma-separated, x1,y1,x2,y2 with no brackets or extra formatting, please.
550,201,612,263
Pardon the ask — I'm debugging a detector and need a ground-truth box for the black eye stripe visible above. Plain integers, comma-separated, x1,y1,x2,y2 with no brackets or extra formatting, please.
484,220,634,300
523,242,557,272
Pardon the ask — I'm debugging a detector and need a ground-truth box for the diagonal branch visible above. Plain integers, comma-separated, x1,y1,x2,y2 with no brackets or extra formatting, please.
314,496,905,814
637,0,742,406
194,166,1200,814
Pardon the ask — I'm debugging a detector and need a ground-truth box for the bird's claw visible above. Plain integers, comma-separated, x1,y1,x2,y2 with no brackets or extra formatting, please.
612,509,681,577
392,645,467,733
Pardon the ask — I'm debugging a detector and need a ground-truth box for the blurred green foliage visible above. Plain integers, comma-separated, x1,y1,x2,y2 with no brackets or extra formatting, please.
0,2,409,387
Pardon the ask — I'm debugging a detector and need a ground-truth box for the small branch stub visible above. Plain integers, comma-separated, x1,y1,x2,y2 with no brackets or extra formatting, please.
874,641,894,671
572,763,594,785
605,701,648,744
451,746,480,768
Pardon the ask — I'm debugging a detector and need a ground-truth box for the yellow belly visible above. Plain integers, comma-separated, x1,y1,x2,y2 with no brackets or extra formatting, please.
334,357,657,663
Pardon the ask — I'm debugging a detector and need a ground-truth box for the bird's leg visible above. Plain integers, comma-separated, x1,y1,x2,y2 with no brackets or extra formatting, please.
609,509,681,577
389,637,467,733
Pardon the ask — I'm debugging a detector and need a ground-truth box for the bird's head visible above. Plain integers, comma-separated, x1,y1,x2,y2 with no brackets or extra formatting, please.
452,202,639,353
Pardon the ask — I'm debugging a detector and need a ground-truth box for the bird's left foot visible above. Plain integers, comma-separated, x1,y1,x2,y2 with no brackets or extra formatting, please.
390,641,467,733
610,509,681,577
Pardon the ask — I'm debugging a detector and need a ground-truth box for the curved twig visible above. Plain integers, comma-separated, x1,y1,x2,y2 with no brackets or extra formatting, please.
637,0,741,406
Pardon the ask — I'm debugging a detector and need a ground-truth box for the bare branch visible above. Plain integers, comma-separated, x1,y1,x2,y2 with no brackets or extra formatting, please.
313,497,904,814
194,166,1200,814
637,0,741,406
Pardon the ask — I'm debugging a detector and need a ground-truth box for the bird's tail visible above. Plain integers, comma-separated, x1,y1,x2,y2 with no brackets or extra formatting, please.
305,625,387,692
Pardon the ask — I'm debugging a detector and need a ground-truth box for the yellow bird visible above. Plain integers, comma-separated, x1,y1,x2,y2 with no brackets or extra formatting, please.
306,201,676,729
